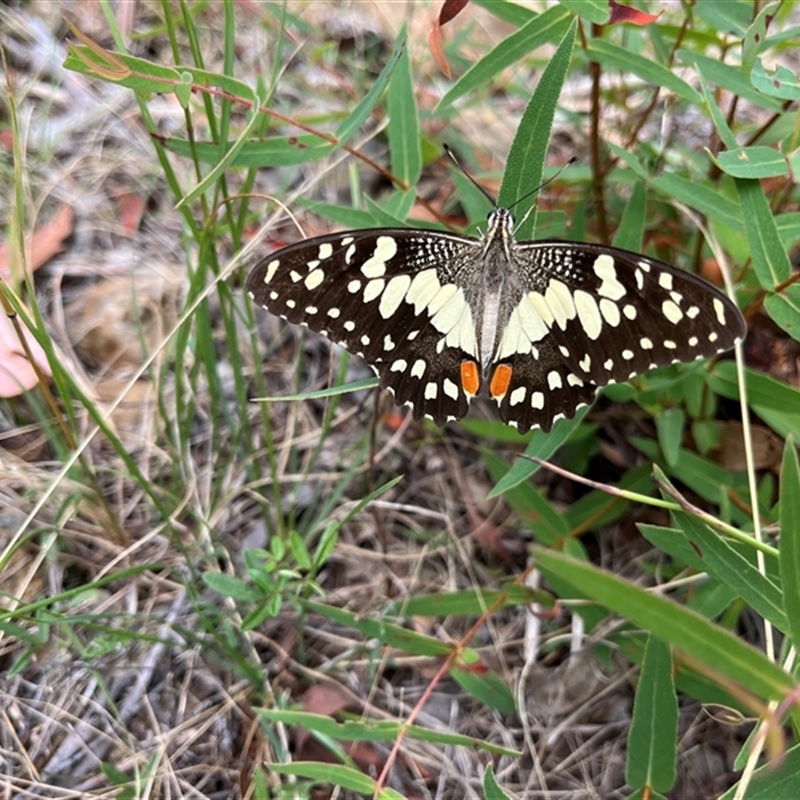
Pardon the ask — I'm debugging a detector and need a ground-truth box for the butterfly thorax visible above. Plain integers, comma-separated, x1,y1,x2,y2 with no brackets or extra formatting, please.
476,208,523,368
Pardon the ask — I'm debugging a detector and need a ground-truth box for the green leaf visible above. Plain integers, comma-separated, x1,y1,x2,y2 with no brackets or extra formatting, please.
450,652,516,714
163,135,335,168
719,743,800,799
656,408,685,468
203,572,260,602
304,600,453,657
707,362,800,414
387,29,421,186
697,71,737,150
436,6,572,111
266,761,403,798
650,173,742,231
488,406,589,498
533,548,796,704
500,19,577,239
559,0,609,24
765,285,800,343
612,181,646,252
626,636,677,792
742,3,780,75
259,711,519,756
483,764,514,800
335,34,405,147
711,146,788,179
638,524,708,573
736,178,791,290
750,56,800,101
586,40,701,105
672,511,787,632
678,50,783,112
780,439,800,651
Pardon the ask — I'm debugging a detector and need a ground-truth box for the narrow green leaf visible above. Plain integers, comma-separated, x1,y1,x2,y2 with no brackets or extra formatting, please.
483,765,514,800
750,57,800,101
719,742,800,799
436,6,572,111
712,146,788,179
650,174,742,231
626,637,677,792
612,181,646,251
304,600,453,657
500,19,577,238
742,3,780,75
678,50,783,112
765,285,800,343
533,548,796,703
387,32,421,186
203,572,260,602
697,71,739,151
673,512,787,632
163,135,335,168
179,97,265,208
736,178,791,290
335,35,405,147
472,0,536,26
255,377,378,402
656,408,685,468
780,440,800,650
559,0,609,24
266,761,402,798
259,711,520,756
707,363,800,414
450,651,516,715
587,40,701,105
488,406,589,498
638,524,707,573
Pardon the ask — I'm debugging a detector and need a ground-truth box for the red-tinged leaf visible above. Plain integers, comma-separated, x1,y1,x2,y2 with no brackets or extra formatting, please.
609,0,660,26
429,0,469,78
438,0,469,25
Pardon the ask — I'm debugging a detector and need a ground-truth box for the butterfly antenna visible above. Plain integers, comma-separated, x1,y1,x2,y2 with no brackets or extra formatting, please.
507,157,578,213
444,144,497,209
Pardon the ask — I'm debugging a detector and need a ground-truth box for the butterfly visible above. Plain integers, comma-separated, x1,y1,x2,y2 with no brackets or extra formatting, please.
247,207,745,432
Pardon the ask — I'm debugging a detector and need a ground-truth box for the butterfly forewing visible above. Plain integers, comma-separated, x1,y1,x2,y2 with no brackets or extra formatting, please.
248,212,745,433
246,229,484,424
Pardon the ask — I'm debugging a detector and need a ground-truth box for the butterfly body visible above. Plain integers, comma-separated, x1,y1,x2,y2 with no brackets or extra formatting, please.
247,209,745,432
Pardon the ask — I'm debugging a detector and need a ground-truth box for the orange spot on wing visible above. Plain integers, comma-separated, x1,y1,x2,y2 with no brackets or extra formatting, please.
489,364,513,398
460,361,481,396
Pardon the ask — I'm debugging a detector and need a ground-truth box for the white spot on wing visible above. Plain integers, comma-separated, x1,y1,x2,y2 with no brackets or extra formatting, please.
304,269,325,291
443,378,459,400
547,370,563,390
363,278,385,303
659,272,674,291
594,254,626,300
360,236,397,278
379,275,412,319
713,298,727,326
318,243,333,260
263,259,279,284
424,382,438,400
574,290,603,340
510,386,527,406
531,391,545,409
411,359,426,379
390,359,408,372
661,299,683,324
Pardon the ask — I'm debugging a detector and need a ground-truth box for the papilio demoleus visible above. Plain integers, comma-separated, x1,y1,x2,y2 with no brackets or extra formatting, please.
246,207,745,433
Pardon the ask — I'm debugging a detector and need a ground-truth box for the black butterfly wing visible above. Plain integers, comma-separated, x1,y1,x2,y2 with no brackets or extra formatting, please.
247,229,485,425
488,241,745,432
